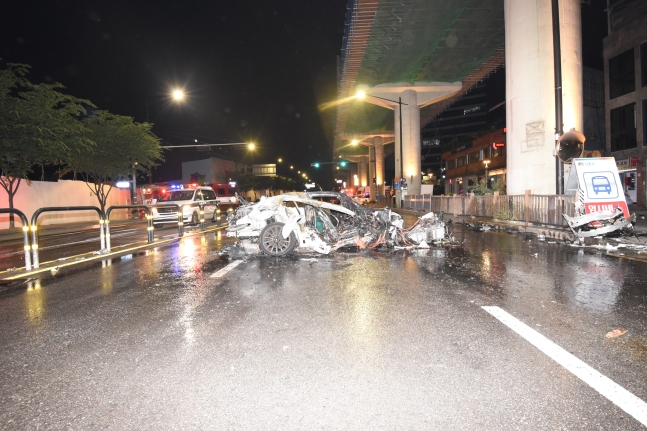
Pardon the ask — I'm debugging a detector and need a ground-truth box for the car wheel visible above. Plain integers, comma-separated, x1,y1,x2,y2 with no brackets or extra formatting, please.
153,223,163,229
259,222,297,256
191,211,199,225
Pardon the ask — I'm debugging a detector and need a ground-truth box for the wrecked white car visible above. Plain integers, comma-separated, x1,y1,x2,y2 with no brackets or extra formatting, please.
224,192,451,256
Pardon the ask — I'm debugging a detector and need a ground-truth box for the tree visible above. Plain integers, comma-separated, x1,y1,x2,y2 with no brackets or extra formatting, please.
68,111,163,215
468,178,506,196
272,175,297,193
236,172,261,200
0,64,93,228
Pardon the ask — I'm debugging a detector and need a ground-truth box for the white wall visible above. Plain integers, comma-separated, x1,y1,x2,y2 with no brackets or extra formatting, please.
505,0,582,194
0,179,132,229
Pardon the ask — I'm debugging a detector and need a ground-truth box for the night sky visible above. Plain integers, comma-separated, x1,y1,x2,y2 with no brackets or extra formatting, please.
2,0,607,185
1,0,348,183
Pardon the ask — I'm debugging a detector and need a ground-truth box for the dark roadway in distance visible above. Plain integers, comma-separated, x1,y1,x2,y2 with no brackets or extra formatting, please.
0,217,646,430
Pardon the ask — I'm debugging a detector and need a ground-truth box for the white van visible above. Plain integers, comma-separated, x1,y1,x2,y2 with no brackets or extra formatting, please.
152,186,219,228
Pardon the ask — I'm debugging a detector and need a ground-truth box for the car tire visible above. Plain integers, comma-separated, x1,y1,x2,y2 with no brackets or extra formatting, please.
259,222,297,256
153,223,163,229
191,211,199,225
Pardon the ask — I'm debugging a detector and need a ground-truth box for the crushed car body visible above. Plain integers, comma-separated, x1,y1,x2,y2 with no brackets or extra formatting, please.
224,192,453,256
563,206,636,239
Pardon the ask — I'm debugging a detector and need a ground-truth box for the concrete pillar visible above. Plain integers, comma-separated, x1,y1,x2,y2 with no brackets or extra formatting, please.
505,0,583,194
356,82,461,203
368,144,376,199
401,90,421,195
357,155,369,188
374,136,385,196
395,94,423,194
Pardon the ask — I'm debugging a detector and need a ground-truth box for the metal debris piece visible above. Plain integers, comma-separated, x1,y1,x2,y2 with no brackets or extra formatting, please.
224,192,455,256
563,208,636,239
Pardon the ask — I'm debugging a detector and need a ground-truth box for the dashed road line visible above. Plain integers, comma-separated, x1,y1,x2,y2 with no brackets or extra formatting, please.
483,306,647,427
210,260,243,278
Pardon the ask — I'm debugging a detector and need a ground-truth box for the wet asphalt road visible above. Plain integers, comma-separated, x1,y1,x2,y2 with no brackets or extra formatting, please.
1,217,646,430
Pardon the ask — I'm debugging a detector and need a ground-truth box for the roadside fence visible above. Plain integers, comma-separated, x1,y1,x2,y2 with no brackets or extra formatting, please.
403,192,576,227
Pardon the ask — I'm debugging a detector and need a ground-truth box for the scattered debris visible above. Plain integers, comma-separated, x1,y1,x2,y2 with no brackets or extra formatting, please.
606,328,628,339
563,208,635,239
223,192,457,256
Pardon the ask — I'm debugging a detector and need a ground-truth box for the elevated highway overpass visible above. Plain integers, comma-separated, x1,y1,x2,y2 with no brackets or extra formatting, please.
333,0,583,201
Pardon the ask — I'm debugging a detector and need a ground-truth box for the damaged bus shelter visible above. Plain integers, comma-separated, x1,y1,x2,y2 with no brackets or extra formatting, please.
564,158,635,238
224,192,453,256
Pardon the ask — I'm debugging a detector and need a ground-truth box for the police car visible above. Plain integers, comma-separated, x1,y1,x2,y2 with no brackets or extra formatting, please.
151,186,219,228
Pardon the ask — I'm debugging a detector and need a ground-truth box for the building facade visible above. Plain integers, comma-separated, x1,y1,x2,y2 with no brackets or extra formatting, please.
603,0,647,205
442,129,506,195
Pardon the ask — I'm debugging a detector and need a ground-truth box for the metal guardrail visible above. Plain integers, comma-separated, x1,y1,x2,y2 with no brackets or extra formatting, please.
0,209,32,270
0,199,223,272
403,193,576,227
105,205,154,252
30,206,105,269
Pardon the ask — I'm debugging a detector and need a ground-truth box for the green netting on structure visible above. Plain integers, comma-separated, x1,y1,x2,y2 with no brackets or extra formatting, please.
342,0,504,135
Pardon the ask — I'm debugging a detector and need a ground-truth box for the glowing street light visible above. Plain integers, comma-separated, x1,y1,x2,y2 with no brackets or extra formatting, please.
248,143,255,151
172,89,185,101
278,158,283,163
351,139,359,146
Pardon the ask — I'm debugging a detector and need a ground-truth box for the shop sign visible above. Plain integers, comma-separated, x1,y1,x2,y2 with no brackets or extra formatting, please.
565,158,629,218
630,156,639,166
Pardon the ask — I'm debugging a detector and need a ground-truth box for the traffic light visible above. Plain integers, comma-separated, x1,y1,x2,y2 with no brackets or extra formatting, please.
339,161,347,167
556,130,585,164
313,162,320,168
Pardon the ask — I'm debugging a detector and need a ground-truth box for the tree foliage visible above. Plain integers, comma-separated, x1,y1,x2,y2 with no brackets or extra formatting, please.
468,178,506,196
235,172,262,200
0,64,93,227
67,111,163,214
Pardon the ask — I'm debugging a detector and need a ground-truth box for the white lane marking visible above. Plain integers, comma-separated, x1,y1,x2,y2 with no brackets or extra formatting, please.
482,306,647,427
210,260,243,278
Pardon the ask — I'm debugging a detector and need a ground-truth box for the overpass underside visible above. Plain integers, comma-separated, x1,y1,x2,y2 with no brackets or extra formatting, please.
334,0,506,197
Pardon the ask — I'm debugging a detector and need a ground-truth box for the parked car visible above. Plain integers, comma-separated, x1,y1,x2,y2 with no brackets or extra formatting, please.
151,186,219,228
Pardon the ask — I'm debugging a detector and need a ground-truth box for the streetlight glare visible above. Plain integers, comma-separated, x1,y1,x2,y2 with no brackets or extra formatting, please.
172,89,184,101
351,139,358,146
278,158,283,163
248,143,255,151
356,90,366,99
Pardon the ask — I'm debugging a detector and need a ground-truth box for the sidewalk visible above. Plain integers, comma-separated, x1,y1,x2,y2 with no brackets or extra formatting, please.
381,202,647,243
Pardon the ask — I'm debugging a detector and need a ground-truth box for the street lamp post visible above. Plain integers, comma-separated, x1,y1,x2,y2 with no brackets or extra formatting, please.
356,91,407,208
